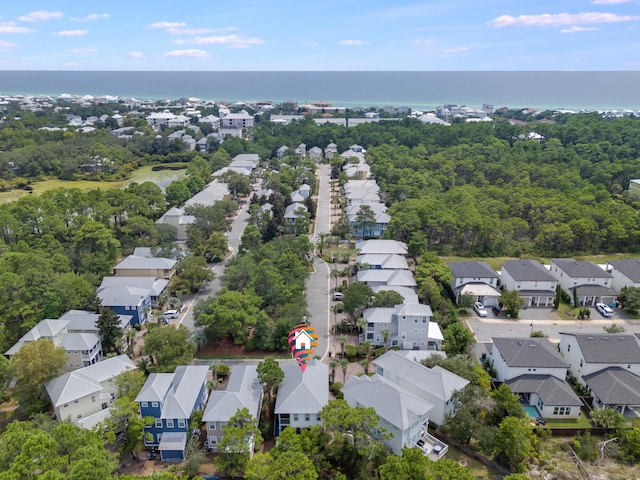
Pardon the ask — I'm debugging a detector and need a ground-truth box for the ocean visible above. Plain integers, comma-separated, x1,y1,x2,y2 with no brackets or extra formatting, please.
0,71,639,111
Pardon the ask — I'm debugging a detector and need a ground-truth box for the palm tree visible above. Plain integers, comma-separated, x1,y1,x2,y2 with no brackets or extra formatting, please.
382,329,390,351
340,358,349,382
355,317,366,334
209,360,221,378
125,328,137,354
206,378,219,393
361,340,372,360
360,359,370,375
329,359,338,384
191,331,207,351
137,358,150,376
355,204,376,239
337,334,348,358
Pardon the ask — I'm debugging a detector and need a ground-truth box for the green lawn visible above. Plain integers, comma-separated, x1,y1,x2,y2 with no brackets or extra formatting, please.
543,414,593,429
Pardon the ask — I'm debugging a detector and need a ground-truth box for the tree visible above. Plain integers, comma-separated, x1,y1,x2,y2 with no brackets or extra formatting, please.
257,358,284,412
590,407,626,429
337,334,348,357
182,438,207,479
494,416,538,471
201,231,229,262
342,282,373,322
380,447,474,480
224,170,252,199
618,426,640,464
97,307,123,354
10,339,67,414
620,286,640,314
355,204,376,239
489,384,526,425
443,321,475,356
246,450,318,480
141,325,196,372
165,180,192,207
170,255,214,295
115,369,147,402
457,293,474,309
71,220,121,278
216,407,263,477
372,290,404,308
500,289,524,318
0,356,12,402
99,396,147,460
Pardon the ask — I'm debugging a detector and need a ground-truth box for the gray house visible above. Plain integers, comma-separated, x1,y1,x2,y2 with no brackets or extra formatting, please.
500,259,558,308
549,259,616,306
582,367,640,416
448,261,501,307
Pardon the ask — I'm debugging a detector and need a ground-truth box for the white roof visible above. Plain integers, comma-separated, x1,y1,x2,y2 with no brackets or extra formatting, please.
114,255,177,271
284,202,308,219
59,332,100,351
97,286,150,307
274,360,329,415
356,254,408,270
99,276,169,297
356,240,408,255
356,269,417,287
342,374,432,430
202,365,262,421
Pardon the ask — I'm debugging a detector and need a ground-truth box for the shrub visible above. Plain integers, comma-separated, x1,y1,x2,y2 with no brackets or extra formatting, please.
217,364,231,376
344,345,358,359
330,382,343,396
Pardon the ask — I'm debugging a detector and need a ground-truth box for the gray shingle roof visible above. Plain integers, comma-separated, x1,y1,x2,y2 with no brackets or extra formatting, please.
583,367,640,405
562,333,640,364
506,374,582,406
502,259,556,282
448,261,498,279
492,337,567,369
551,258,612,279
607,259,640,283
203,365,262,421
274,360,329,415
341,374,432,430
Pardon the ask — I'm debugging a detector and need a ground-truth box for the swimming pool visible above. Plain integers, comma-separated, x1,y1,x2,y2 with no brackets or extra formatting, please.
523,405,540,418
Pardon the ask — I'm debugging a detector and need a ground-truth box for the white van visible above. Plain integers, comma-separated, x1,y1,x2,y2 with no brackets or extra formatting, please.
163,309,180,320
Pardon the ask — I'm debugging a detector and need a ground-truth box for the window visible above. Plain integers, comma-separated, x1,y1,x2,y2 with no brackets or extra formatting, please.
414,318,418,324
155,419,163,428
157,433,162,442
74,400,79,404
421,329,426,333
91,395,96,403
167,419,174,428
305,414,310,422
178,420,186,428
316,415,321,422
567,344,571,352
152,402,159,408
220,421,226,429
422,318,427,323
141,401,148,408
413,329,418,333
210,436,217,445
208,422,216,430
63,403,68,408
293,414,299,422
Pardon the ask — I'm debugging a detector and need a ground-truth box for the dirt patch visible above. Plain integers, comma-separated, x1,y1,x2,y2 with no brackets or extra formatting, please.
196,337,289,359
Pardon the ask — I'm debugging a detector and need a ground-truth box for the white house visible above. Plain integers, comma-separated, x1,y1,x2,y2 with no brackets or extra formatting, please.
549,259,616,306
220,112,254,129
606,259,640,293
505,374,582,420
274,360,328,435
500,259,559,307
373,350,469,426
202,365,262,452
356,269,417,290
488,337,569,382
356,239,408,256
448,261,501,307
44,355,136,428
582,367,640,416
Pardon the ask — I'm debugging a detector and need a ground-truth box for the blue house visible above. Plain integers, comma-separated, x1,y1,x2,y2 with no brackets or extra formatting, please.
136,365,209,461
346,203,390,238
96,286,151,326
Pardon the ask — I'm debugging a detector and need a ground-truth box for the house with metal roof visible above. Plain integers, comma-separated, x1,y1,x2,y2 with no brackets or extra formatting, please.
356,239,408,256
373,350,469,426
606,259,640,293
347,203,391,238
356,269,417,289
559,333,640,386
274,360,328,435
582,367,640,417
99,276,170,309
203,365,263,452
500,259,559,308
370,285,420,304
113,255,177,280
96,285,151,326
44,355,136,429
356,254,409,271
549,258,616,306
361,303,443,351
155,207,196,241
136,365,209,461
341,374,447,459
448,261,501,307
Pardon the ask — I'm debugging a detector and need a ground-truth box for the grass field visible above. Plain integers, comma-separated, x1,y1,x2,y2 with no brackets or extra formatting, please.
0,165,186,204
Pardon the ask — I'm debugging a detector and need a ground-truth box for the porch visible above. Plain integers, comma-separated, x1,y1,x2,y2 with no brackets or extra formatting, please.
415,427,448,461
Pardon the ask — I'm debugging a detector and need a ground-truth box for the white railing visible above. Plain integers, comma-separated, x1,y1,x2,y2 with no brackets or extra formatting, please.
415,427,448,460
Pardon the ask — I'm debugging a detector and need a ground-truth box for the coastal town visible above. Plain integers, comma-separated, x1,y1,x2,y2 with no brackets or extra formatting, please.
1,93,640,479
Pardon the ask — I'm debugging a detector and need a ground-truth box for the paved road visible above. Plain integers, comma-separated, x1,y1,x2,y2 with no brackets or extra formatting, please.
179,197,252,332
307,164,332,359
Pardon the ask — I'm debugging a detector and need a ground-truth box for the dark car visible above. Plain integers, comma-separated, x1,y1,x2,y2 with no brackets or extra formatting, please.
492,306,501,316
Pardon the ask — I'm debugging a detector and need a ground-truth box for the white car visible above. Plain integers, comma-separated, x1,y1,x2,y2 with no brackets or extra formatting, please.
474,302,488,317
596,303,613,318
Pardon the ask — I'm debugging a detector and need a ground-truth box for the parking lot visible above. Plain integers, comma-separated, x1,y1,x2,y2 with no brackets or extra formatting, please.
466,307,640,343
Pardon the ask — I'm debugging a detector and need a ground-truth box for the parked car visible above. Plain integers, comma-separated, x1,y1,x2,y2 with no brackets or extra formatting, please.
474,302,488,317
163,309,180,320
595,302,613,318
332,292,344,301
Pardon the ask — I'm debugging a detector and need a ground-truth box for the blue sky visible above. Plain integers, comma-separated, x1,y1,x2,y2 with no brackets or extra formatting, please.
0,0,638,70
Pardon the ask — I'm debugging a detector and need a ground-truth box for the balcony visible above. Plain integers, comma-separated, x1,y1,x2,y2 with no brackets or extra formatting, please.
415,427,448,461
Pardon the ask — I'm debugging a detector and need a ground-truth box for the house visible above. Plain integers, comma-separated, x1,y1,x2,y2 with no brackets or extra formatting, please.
203,365,262,452
185,180,230,208
361,303,443,351
44,355,136,428
505,375,582,419
356,254,409,271
356,239,408,256
324,143,338,159
99,276,169,309
346,186,379,205
356,269,417,290
628,179,640,197
295,143,306,160
284,202,308,226
274,360,329,435
371,286,420,304
582,367,640,416
3,310,126,372
488,337,569,382
341,374,447,459
145,111,189,128
114,255,177,280
136,365,209,461
221,112,254,129
298,184,312,199
308,146,323,163
346,203,390,238
448,261,501,307
373,350,469,426
276,145,289,160
606,259,640,293
155,207,196,241
96,286,151,326
549,259,616,306
500,259,559,307
558,333,640,386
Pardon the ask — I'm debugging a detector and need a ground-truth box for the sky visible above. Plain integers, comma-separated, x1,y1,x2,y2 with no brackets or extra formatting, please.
0,0,638,70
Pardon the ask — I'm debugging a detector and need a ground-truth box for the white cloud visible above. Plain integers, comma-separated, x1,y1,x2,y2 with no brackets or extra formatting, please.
127,51,143,58
149,21,186,29
561,26,598,33
19,11,63,22
0,40,18,51
190,34,264,48
68,48,96,54
442,46,468,53
593,0,631,4
413,39,434,45
163,49,209,58
54,30,88,36
0,22,35,34
489,12,640,27
339,39,366,46
71,13,110,22
165,27,216,35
